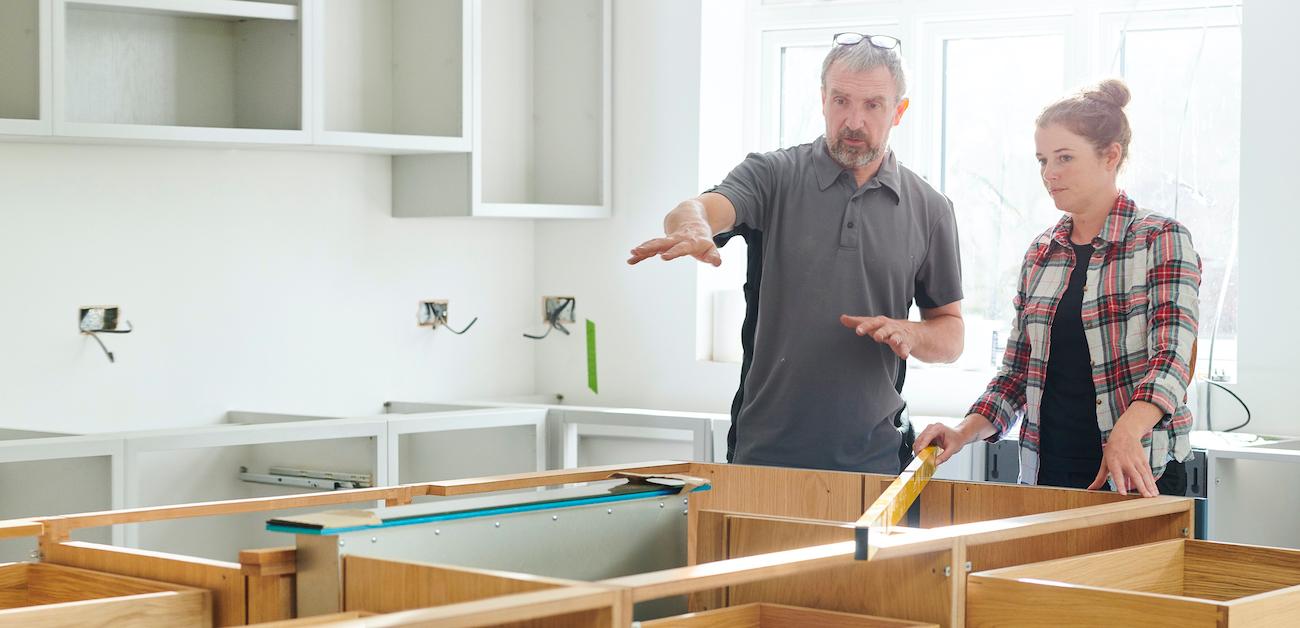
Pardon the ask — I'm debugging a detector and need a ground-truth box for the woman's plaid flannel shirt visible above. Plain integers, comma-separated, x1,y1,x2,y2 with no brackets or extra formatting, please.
969,192,1201,483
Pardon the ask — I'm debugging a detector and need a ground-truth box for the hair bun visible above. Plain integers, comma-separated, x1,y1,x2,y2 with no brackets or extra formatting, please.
1086,79,1131,109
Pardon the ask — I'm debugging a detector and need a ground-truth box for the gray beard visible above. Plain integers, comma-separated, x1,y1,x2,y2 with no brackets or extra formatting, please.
829,138,886,169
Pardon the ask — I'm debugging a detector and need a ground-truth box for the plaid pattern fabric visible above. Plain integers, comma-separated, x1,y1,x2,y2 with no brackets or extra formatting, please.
970,192,1201,483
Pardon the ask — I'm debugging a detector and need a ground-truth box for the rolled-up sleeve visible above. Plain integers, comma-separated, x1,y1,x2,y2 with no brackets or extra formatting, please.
1131,223,1201,415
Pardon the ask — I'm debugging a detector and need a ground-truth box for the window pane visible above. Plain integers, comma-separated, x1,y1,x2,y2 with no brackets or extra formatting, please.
780,44,830,147
1120,24,1240,379
941,35,1066,367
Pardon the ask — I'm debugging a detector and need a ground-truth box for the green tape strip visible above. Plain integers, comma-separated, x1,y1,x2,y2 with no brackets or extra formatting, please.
586,319,598,394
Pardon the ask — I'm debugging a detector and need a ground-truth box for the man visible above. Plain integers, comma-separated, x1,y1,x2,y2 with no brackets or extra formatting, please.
628,34,964,473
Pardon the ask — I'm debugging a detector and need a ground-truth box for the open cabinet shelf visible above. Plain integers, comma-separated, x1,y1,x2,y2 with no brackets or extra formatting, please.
393,0,612,219
53,0,308,144
313,0,470,153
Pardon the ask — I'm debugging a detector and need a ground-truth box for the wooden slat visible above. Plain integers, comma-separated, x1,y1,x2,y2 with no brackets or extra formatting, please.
241,548,297,577
0,590,211,628
427,461,693,496
44,541,244,626
966,574,1222,627
1183,540,1300,601
0,520,41,540
724,517,950,628
33,485,426,533
864,496,1193,563
603,541,858,603
971,539,1186,596
342,556,574,614
30,463,692,539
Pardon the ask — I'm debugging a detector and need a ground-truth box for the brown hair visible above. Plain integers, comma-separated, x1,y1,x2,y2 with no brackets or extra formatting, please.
1037,79,1132,168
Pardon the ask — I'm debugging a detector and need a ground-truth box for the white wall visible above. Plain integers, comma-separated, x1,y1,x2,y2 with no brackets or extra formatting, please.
1233,0,1299,437
532,0,740,410
0,143,536,433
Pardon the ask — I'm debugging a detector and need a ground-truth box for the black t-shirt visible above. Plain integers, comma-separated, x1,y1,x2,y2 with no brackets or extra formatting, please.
1039,242,1103,472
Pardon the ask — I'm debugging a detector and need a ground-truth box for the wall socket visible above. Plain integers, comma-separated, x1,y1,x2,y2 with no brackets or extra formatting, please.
418,300,449,328
79,306,121,332
543,296,576,324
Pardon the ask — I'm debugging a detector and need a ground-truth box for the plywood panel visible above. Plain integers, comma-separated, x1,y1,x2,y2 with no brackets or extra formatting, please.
0,590,210,628
247,573,294,623
688,464,866,522
0,564,26,609
1227,586,1300,626
951,482,1128,524
966,575,1221,628
25,562,173,605
966,512,1189,574
688,510,731,612
973,539,1186,596
44,541,243,626
724,517,950,628
643,602,761,627
342,555,565,614
333,586,620,628
643,602,936,627
246,610,373,626
917,482,953,529
762,603,937,627
727,515,856,555
1184,540,1300,601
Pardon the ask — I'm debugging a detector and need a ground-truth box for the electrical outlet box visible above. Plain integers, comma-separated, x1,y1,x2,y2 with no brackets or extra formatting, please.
418,300,449,328
79,306,120,332
543,296,576,324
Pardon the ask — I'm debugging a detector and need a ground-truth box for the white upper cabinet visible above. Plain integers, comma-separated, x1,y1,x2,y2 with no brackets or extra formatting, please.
313,0,470,153
0,0,51,136
53,0,309,144
394,0,612,219
1,0,610,219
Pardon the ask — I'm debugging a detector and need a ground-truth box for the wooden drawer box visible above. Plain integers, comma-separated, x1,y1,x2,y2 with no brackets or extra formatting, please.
643,603,939,627
0,561,210,627
967,539,1300,627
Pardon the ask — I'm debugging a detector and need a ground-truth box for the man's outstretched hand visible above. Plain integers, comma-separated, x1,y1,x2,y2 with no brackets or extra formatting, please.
840,314,918,359
627,224,721,266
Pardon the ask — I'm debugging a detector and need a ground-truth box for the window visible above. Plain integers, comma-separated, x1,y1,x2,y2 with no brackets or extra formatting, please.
729,2,1241,382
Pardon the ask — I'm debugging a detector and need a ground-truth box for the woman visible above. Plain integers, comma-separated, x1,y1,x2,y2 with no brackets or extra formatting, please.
915,79,1200,496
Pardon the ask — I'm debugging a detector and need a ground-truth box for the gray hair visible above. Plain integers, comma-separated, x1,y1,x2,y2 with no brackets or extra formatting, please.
820,42,907,102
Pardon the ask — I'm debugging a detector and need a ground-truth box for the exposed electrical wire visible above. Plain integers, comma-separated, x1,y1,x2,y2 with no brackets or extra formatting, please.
1207,380,1250,432
524,298,575,340
437,312,477,335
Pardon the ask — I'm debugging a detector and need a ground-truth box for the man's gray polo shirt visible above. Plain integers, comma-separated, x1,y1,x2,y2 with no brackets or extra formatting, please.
713,137,963,473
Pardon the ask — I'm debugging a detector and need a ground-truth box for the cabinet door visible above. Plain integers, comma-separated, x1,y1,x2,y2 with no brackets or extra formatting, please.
0,0,51,136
